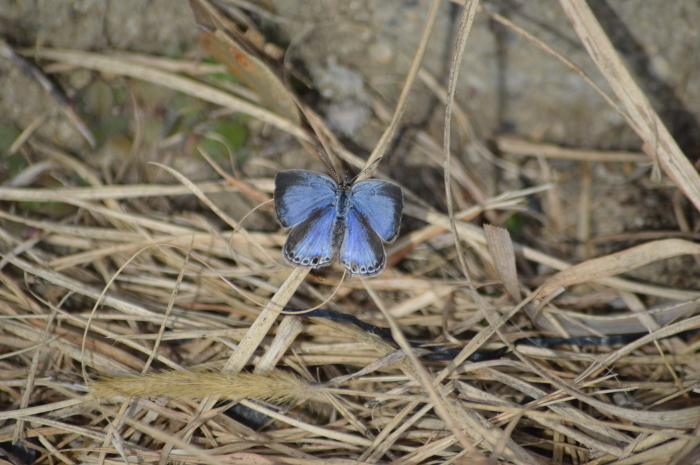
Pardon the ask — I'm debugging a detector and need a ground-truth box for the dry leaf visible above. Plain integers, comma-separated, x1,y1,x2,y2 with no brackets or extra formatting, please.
484,224,521,302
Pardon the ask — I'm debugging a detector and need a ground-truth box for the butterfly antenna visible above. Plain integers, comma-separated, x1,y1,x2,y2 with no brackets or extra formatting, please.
315,147,341,183
350,157,383,184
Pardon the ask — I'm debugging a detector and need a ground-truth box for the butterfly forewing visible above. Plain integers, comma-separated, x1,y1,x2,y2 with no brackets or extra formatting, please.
274,170,338,228
350,180,403,242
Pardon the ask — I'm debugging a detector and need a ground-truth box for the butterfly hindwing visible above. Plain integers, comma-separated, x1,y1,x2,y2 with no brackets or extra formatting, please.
339,208,386,277
350,180,403,242
274,170,338,228
283,204,339,268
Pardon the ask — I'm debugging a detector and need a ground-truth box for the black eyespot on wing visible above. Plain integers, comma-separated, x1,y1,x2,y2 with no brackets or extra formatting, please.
282,205,339,269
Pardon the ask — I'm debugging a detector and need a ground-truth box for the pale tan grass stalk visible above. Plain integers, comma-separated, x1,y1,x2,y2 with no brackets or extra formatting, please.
0,182,239,202
360,0,442,179
497,136,649,163
404,204,700,301
22,48,308,141
559,0,700,211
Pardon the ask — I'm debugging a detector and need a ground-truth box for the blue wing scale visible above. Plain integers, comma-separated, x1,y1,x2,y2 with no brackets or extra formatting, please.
275,170,338,228
283,205,339,268
339,209,386,277
350,180,403,242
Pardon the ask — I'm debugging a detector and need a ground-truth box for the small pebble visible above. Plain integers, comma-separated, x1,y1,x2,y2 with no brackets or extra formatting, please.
369,41,394,64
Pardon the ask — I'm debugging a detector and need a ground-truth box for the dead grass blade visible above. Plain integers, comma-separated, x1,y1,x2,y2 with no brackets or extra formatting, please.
4,255,160,319
363,281,482,458
484,225,521,302
22,48,308,141
359,0,441,178
192,0,300,126
536,239,700,299
151,162,274,264
404,203,700,301
224,267,309,373
0,181,239,203
520,348,700,429
558,0,700,212
497,136,649,163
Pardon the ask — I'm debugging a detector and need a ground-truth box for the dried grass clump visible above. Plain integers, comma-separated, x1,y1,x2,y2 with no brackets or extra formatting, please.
1,1,700,464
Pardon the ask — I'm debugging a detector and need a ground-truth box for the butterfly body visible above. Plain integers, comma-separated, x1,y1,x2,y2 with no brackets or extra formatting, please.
274,170,403,277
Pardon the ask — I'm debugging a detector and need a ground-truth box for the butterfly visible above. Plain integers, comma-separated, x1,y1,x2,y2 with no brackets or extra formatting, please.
274,169,403,277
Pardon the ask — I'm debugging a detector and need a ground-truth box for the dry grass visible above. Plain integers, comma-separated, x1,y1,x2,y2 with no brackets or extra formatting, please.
1,1,700,464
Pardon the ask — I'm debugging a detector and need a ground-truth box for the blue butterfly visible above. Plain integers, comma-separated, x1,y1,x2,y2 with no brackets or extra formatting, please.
274,170,403,277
